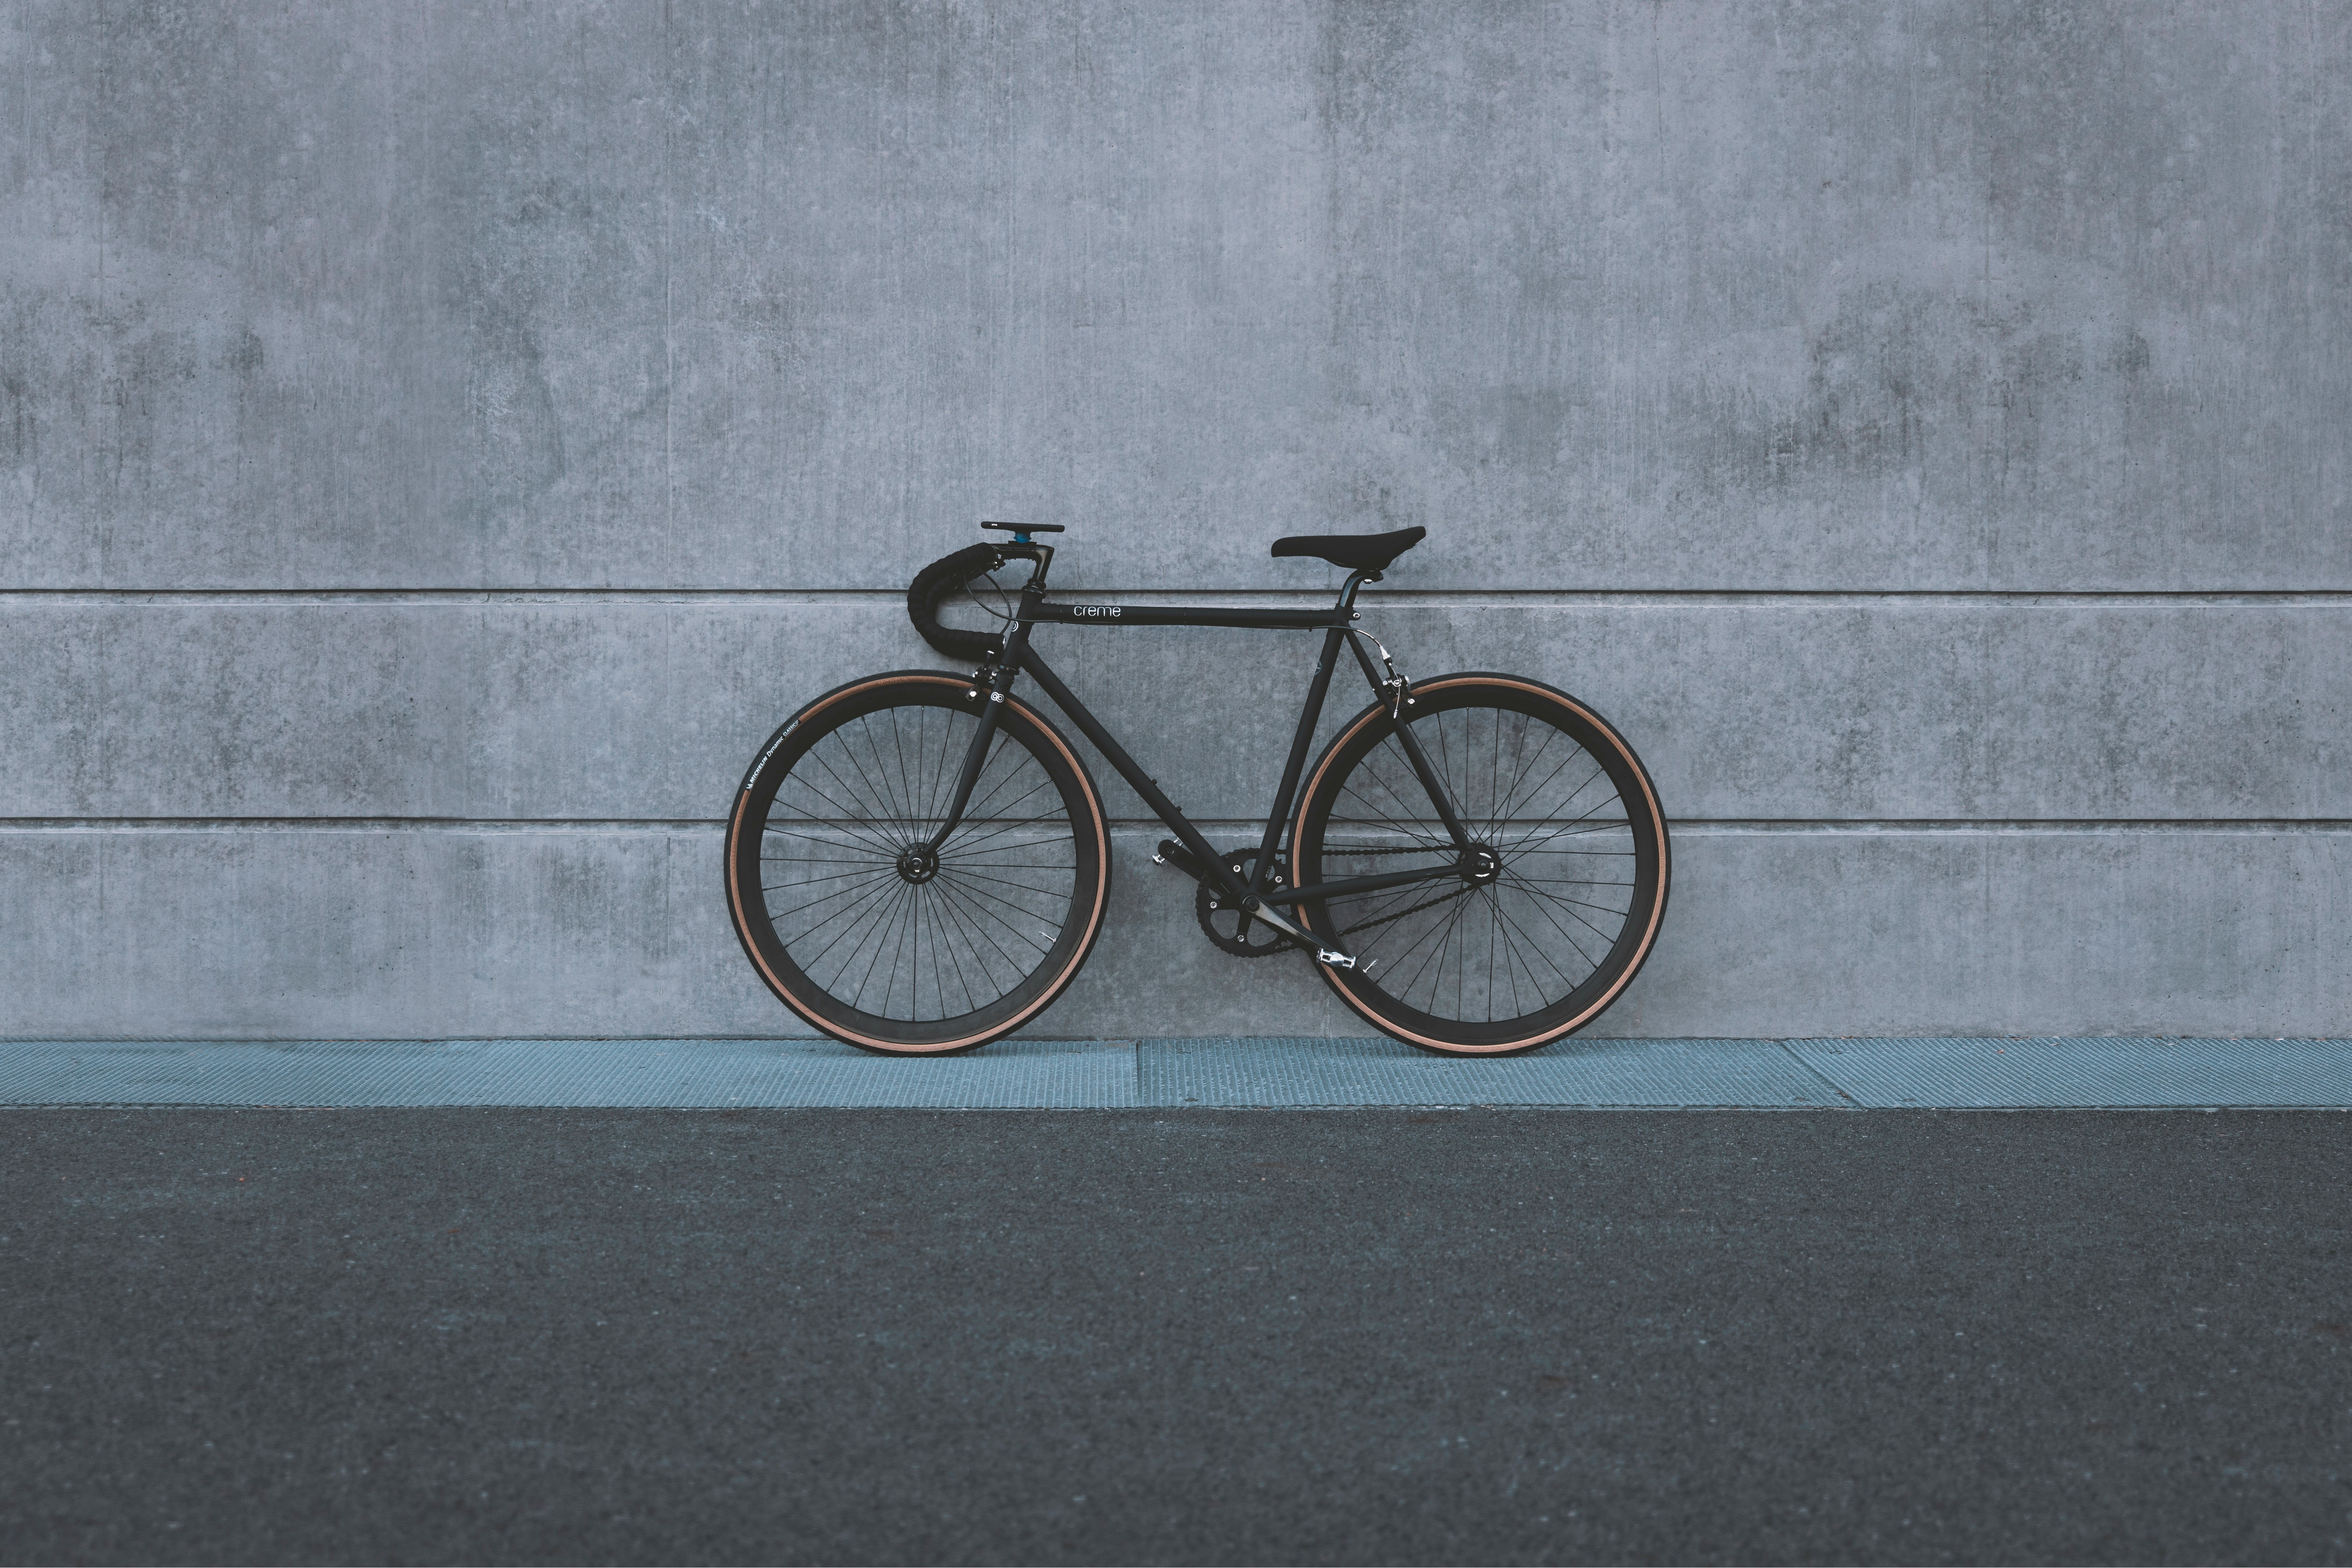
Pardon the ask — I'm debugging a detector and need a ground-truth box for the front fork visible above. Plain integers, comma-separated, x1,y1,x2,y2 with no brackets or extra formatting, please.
920,621,1032,854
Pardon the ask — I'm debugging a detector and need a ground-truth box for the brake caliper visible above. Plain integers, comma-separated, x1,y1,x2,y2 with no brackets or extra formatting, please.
1362,630,1414,721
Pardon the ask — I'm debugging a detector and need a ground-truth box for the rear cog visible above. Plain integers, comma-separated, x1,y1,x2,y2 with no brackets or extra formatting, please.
1196,850,1301,958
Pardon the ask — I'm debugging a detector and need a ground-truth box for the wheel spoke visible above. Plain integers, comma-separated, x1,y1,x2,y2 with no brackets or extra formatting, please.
1488,722,1565,832
761,868,900,921
1297,687,1662,1040
1489,893,1589,993
832,719,912,843
736,691,1096,1036
1497,880,1607,972
929,875,1032,983
787,751,915,856
796,874,910,981
932,873,1054,957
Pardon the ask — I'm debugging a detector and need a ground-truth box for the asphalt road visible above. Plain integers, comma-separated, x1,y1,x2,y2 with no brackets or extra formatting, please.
4,1108,2349,1565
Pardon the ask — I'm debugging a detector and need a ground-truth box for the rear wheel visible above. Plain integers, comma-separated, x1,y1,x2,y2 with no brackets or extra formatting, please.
726,672,1111,1053
1290,674,1669,1055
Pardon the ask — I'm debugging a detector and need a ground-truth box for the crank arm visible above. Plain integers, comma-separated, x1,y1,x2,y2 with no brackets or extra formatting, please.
1152,838,1211,882
1155,839,1360,969
1228,899,1361,970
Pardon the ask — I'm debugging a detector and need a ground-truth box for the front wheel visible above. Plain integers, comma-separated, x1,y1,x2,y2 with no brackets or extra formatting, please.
726,672,1112,1053
1290,674,1670,1055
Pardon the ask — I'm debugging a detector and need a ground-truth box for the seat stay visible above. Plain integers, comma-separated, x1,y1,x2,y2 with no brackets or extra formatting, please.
1344,630,1475,854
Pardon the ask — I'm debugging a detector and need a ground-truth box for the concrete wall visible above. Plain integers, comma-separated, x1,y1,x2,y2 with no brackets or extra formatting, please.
4,1,2346,1038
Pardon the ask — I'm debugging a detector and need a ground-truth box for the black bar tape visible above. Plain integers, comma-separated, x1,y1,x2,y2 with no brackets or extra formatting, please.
905,544,1006,661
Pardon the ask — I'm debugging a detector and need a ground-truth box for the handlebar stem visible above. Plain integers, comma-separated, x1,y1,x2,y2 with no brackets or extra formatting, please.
993,542,1055,593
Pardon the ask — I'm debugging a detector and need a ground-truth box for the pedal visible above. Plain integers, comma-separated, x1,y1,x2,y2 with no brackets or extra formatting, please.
1159,840,1360,968
1152,838,1210,882
1234,899,1359,969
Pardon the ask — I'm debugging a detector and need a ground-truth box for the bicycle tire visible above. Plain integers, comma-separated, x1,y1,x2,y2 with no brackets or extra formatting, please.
1289,673,1669,1055
726,670,1112,1054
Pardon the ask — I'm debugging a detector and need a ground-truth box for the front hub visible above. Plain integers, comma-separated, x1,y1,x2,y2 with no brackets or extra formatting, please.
896,844,941,884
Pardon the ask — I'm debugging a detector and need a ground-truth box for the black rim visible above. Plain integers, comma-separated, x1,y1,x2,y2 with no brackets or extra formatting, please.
1296,685,1664,1049
734,684,1099,1045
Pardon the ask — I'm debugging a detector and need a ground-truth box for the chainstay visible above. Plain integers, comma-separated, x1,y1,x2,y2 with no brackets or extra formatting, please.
1297,840,1471,941
1319,840,1456,856
1332,882,1474,940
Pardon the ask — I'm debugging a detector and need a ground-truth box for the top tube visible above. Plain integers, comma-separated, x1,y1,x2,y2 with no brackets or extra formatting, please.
1011,566,1378,632
1020,599,1355,630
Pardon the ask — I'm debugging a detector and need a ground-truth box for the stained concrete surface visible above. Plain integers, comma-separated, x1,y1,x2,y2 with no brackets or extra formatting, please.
3,825,2345,1040
4,1,2349,1040
3,1108,2348,1565
5,599,2347,821
5,3,2344,591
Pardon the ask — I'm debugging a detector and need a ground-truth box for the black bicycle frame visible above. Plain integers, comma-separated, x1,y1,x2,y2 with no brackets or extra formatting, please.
919,547,1476,937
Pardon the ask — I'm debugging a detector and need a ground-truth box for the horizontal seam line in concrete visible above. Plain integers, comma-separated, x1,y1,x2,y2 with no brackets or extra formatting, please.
5,817,2350,834
5,589,2352,608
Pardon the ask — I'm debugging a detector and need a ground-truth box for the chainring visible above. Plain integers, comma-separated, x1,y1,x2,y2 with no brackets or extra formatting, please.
1195,850,1302,958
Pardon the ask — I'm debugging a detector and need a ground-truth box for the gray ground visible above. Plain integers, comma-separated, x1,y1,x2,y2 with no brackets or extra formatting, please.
3,1109,2348,1566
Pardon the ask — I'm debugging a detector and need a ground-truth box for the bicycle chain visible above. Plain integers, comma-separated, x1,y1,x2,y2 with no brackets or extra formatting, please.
1200,840,1478,955
1303,841,1480,942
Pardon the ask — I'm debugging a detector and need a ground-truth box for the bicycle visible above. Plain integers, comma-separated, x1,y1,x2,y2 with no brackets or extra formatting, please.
725,523,1670,1056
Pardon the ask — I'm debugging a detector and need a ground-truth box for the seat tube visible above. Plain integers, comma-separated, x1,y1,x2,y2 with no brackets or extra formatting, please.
923,620,1032,851
1252,626,1348,891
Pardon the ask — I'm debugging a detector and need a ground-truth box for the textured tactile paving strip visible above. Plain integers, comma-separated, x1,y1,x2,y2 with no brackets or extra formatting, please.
0,1038,1141,1109
1135,1036,1842,1107
1790,1036,2352,1108
5,1037,2348,1109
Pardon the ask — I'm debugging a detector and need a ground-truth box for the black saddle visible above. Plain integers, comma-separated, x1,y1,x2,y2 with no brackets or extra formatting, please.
1270,525,1426,574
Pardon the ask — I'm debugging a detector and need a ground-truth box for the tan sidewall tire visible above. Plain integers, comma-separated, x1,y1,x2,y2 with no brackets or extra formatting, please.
726,672,1112,1054
1290,674,1669,1056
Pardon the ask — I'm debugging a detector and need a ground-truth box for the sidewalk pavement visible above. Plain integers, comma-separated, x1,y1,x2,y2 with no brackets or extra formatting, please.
2,1035,2347,1108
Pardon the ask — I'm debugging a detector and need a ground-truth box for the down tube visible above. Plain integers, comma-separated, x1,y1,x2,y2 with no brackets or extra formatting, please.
1011,645,1249,905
